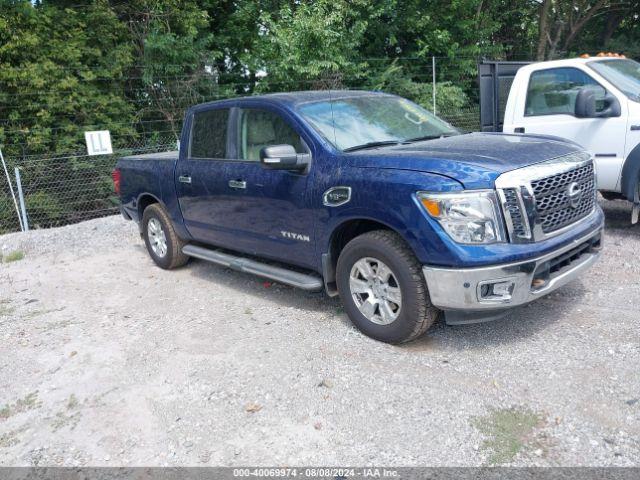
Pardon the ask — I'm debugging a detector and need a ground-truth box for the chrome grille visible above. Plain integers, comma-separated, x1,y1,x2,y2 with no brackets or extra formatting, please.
495,151,595,243
532,163,596,234
502,188,528,239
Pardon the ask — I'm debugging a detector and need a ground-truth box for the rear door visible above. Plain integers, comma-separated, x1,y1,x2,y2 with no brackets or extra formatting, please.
175,105,235,245
508,66,627,190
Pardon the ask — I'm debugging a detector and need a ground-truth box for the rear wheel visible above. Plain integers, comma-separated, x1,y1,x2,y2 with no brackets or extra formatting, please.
336,230,438,344
142,204,189,269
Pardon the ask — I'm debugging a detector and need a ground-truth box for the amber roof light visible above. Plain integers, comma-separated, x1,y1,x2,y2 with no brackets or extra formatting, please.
593,52,625,58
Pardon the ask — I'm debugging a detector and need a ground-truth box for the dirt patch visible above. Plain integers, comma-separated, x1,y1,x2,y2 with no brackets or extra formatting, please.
0,205,638,466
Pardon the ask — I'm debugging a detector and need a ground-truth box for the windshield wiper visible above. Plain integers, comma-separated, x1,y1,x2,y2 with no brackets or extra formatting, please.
343,140,401,152
402,133,457,143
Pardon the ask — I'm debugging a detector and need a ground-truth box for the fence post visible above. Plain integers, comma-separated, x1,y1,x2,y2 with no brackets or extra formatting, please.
432,56,437,115
14,167,29,232
0,147,24,232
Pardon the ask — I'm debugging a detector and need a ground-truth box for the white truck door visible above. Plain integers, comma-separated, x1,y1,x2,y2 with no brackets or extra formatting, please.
505,66,627,192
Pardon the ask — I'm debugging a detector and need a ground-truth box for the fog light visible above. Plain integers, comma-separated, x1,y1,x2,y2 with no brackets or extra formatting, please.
477,280,515,302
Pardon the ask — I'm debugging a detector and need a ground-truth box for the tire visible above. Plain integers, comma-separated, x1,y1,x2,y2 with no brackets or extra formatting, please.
336,230,438,344
141,203,189,270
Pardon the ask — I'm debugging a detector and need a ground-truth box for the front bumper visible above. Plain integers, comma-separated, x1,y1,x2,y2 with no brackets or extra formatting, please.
422,227,603,325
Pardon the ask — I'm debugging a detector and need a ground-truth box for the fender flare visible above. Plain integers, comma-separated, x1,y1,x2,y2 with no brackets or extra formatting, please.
620,143,640,201
135,192,192,241
320,215,424,296
134,193,164,233
136,192,164,216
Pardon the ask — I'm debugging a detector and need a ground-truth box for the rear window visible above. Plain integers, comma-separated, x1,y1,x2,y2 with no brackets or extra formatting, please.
190,108,229,158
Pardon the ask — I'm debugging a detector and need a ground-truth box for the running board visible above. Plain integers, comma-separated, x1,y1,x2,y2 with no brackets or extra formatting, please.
182,244,323,291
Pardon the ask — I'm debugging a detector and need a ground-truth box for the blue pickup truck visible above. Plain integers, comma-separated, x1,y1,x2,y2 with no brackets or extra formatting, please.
114,90,604,343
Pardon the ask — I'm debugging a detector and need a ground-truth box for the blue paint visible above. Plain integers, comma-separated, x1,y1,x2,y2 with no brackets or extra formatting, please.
116,90,604,276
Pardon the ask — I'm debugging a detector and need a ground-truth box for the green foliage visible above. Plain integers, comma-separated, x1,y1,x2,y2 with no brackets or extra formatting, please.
605,35,640,60
2,250,25,263
472,407,544,465
367,61,468,110
0,0,636,233
24,191,65,227
254,0,376,90
118,0,218,137
0,0,135,156
0,196,21,233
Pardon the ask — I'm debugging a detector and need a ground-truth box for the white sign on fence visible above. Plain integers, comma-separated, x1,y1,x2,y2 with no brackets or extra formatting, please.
84,130,113,156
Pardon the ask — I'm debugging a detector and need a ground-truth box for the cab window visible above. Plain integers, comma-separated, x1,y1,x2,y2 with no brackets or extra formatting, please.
239,109,306,161
525,68,606,116
190,108,229,159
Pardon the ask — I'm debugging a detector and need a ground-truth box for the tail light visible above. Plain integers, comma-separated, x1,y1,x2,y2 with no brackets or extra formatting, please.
111,169,121,195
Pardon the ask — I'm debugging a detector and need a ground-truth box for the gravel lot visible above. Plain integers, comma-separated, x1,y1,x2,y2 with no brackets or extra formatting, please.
0,198,638,467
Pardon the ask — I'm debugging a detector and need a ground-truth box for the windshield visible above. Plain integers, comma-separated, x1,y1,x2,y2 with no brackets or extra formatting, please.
297,94,458,151
588,59,640,102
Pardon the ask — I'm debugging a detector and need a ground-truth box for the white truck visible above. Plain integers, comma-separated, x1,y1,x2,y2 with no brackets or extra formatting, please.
480,54,640,222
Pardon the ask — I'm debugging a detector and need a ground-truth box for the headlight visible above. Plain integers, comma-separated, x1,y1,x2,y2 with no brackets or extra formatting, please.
417,190,504,244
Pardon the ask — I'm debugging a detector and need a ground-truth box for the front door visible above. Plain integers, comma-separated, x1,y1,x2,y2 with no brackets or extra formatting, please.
512,67,627,191
177,104,317,269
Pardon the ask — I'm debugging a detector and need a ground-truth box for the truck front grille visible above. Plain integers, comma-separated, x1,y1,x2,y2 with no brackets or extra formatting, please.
502,188,529,239
532,163,596,234
495,151,596,243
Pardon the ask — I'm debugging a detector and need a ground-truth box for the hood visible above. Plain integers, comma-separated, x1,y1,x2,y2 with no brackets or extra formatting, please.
346,132,583,189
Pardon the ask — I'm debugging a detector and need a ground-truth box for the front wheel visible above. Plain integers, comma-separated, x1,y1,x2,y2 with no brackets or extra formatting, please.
142,204,189,269
336,230,439,344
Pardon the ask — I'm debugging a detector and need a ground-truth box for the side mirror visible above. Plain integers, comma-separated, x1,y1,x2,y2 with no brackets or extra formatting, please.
575,88,621,118
259,144,310,171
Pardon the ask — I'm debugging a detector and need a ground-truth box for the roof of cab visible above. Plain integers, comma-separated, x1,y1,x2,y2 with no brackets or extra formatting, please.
191,89,393,110
513,55,630,77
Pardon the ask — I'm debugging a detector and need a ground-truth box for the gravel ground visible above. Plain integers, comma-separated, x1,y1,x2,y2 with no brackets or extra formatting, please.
0,198,638,467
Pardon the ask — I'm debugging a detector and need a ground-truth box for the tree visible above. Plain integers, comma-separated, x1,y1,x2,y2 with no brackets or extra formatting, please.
536,0,614,59
111,0,217,138
0,1,135,155
253,0,378,91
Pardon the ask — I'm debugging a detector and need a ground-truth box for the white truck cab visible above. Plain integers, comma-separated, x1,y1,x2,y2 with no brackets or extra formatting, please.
484,55,640,222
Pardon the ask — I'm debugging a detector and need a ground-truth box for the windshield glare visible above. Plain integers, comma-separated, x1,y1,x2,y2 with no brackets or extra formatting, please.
588,59,640,102
297,95,458,151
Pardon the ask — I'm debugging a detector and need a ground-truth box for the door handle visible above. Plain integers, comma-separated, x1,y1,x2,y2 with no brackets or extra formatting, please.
514,127,525,133
178,175,192,184
228,179,247,189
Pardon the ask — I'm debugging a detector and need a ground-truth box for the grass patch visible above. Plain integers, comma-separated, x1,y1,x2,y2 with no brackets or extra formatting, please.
22,307,63,320
0,427,25,448
1,250,24,263
51,411,81,432
472,406,544,465
49,394,83,432
0,391,40,420
0,303,15,317
67,394,79,410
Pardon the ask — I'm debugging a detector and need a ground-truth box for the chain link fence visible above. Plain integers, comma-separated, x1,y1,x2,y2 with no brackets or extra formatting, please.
1,135,178,234
0,103,480,235
0,61,482,235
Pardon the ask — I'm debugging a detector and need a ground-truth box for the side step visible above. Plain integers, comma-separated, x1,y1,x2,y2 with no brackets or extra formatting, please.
182,244,324,292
